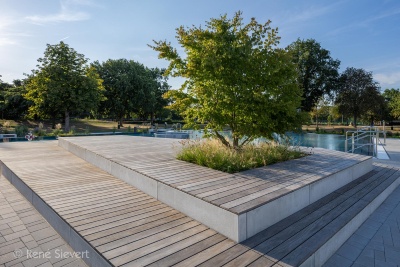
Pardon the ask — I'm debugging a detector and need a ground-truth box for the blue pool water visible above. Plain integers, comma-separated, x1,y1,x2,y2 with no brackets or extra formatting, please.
183,130,375,156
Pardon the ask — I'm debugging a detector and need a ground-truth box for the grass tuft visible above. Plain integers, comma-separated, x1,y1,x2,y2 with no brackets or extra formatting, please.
176,138,307,173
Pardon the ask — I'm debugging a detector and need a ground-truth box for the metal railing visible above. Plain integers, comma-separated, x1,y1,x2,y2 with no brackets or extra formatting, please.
345,122,386,157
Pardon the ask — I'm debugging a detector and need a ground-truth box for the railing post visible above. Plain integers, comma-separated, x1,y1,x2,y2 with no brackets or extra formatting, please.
352,133,355,153
376,131,378,157
383,120,386,144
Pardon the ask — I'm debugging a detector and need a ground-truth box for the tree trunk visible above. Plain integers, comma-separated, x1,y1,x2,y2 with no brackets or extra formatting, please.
120,115,124,127
353,116,357,128
233,137,239,149
65,111,70,133
52,114,56,129
151,112,154,125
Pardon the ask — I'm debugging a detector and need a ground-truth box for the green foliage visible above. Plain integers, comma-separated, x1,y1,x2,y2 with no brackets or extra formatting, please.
25,42,105,133
127,125,132,133
70,126,76,135
335,68,383,126
93,60,170,126
0,79,31,120
1,121,11,134
310,97,330,126
151,11,304,148
33,122,47,136
288,38,340,112
84,126,90,135
112,126,116,134
14,125,29,137
176,138,306,173
386,89,400,119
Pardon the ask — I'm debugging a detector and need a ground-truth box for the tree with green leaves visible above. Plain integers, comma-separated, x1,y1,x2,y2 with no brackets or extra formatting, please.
93,59,147,126
25,42,105,132
150,12,304,148
289,38,340,112
0,78,31,120
335,67,381,127
309,97,329,127
94,60,170,126
137,67,170,124
382,88,400,123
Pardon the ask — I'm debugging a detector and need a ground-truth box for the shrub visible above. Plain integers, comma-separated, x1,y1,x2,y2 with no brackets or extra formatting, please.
15,125,29,137
53,129,64,136
84,126,90,135
127,125,132,133
332,131,336,134
176,138,306,173
1,121,11,134
33,122,47,136
112,126,116,134
70,126,76,134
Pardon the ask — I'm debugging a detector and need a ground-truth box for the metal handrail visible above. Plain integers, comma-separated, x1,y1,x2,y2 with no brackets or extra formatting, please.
345,121,386,158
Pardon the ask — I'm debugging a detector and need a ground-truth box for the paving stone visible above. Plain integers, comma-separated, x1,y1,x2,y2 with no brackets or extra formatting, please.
336,243,363,261
324,253,353,267
355,225,378,239
3,230,30,242
373,249,385,262
375,258,396,267
348,233,371,247
0,229,13,236
384,247,400,264
354,255,374,267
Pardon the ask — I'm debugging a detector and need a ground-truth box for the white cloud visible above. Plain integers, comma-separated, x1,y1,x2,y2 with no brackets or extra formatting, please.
25,0,91,24
0,37,18,46
375,72,400,85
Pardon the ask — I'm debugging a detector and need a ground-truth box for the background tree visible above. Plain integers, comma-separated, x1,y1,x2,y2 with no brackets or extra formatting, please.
0,78,32,120
151,12,304,148
94,60,170,126
359,86,386,125
94,59,148,126
25,42,104,132
335,67,381,127
382,88,400,124
289,38,340,111
137,67,170,124
309,97,329,128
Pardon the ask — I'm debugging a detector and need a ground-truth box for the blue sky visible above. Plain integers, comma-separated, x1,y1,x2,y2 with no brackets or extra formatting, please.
1,0,400,90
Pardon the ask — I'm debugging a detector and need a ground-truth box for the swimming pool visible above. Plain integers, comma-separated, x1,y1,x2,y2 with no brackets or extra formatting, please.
183,130,377,156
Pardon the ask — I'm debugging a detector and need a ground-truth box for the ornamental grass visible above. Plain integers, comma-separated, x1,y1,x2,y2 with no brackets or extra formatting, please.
175,138,306,173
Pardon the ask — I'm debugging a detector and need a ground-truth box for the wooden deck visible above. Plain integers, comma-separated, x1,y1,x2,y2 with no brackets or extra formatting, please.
0,141,398,266
60,136,371,215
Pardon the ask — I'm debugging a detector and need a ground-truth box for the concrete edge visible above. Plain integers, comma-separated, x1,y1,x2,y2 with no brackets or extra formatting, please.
304,175,400,267
245,159,373,239
0,160,112,267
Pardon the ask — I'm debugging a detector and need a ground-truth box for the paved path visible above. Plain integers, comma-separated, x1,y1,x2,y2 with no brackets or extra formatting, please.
374,138,400,168
0,176,87,267
325,139,400,267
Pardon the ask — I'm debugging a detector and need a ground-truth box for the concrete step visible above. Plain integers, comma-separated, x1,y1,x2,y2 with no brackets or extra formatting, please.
239,163,400,267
